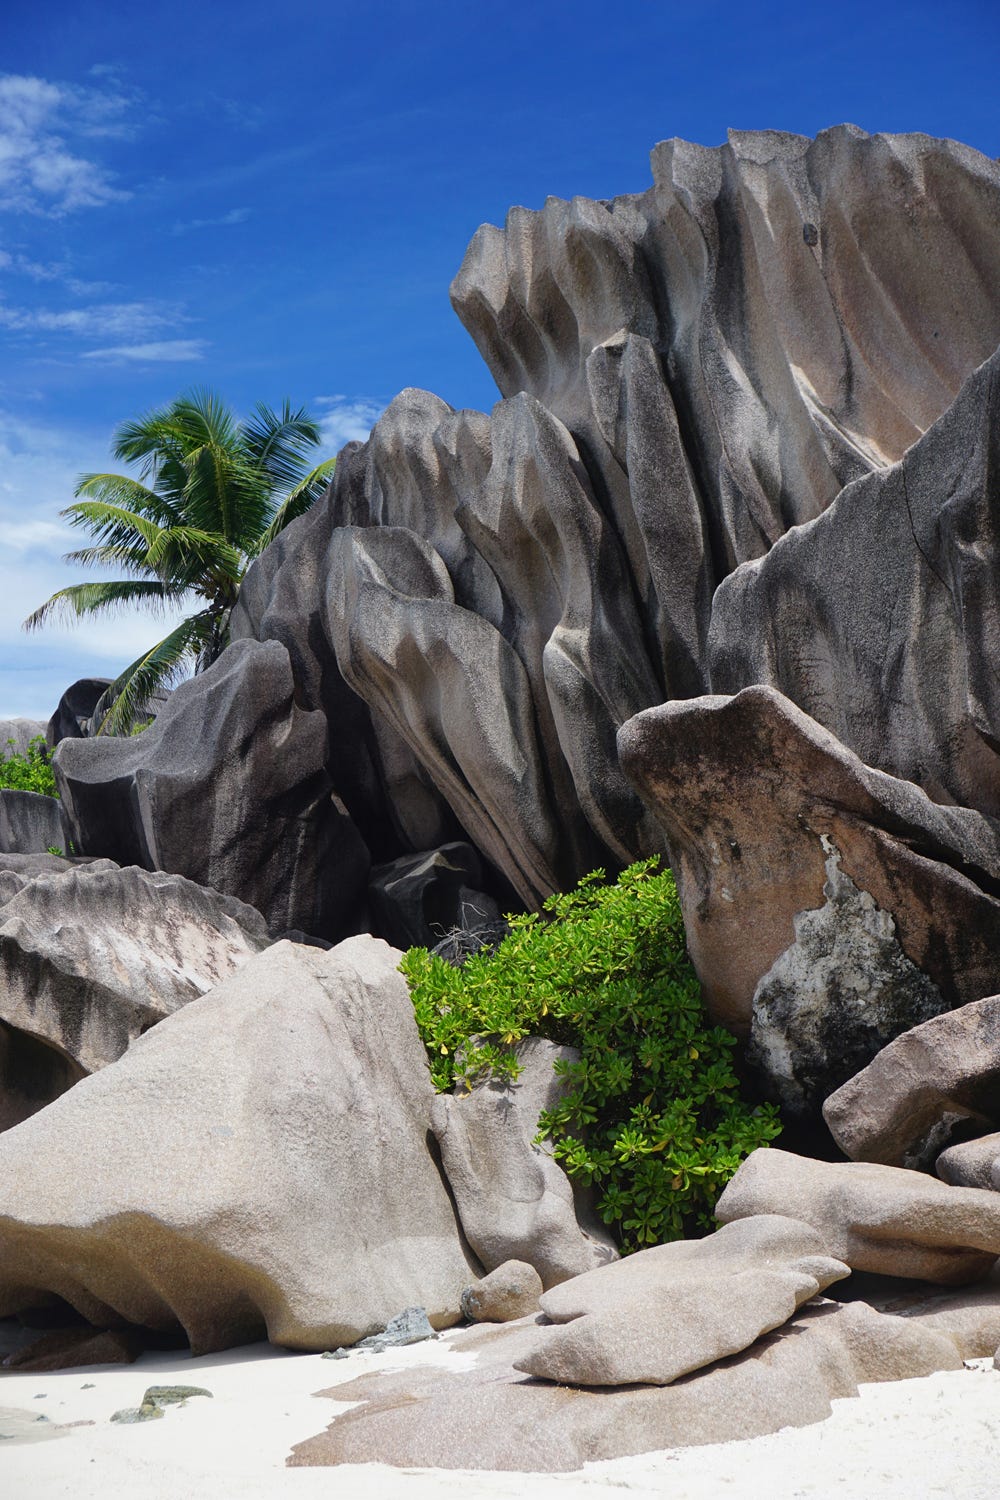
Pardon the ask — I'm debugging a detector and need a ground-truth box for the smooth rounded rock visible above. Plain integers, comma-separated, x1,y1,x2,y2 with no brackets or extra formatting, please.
461,1261,543,1323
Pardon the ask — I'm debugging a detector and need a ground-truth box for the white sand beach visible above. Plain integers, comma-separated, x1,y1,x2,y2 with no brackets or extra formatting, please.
2,1334,998,1500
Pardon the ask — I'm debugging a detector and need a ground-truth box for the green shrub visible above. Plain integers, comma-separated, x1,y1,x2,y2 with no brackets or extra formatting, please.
0,736,57,798
401,857,781,1252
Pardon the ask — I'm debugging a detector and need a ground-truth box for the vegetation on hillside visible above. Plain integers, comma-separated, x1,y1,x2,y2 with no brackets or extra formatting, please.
0,736,57,797
402,858,781,1251
24,389,335,736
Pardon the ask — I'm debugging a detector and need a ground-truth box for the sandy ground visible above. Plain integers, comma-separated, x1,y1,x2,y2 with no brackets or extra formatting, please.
2,1333,999,1500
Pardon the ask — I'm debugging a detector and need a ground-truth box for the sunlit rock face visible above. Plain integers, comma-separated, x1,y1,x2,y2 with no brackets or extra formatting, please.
229,127,1000,915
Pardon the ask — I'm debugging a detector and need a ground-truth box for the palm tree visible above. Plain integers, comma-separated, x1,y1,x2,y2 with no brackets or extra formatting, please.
24,389,335,735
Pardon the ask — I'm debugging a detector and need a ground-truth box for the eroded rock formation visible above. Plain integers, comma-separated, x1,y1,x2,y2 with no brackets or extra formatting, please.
0,861,270,1130
54,639,370,940
716,1148,1000,1283
290,1287,1000,1471
50,130,1000,984
430,1037,618,1287
4,128,1000,1460
617,686,1000,1110
0,938,480,1353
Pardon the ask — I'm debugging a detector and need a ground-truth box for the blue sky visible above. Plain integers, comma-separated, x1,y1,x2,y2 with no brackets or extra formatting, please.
2,0,999,719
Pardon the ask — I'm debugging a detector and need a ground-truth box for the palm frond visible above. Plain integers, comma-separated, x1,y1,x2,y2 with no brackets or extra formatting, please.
178,441,263,543
63,542,163,576
167,390,240,454
252,456,336,555
93,611,218,736
145,525,245,590
73,472,182,528
62,499,165,554
242,399,324,494
23,580,174,632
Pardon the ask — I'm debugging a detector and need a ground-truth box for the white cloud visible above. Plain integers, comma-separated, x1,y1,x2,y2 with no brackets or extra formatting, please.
0,299,182,340
171,206,250,235
82,339,207,364
314,395,385,451
0,72,133,215
3,517,68,552
0,251,116,296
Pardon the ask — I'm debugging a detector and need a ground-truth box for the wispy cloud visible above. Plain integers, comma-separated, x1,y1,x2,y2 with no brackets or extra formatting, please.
314,395,385,451
2,517,68,553
0,72,135,215
82,339,207,363
0,299,182,340
0,251,116,296
170,206,250,236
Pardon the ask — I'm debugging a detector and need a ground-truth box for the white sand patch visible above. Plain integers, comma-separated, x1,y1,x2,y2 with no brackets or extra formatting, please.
1,1336,998,1500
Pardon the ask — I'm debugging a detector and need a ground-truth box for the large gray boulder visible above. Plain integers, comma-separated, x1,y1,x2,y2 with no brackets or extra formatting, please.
0,719,48,757
0,851,118,906
220,130,1000,900
823,994,1000,1168
430,1037,618,1288
0,862,270,1129
230,468,456,862
454,128,1000,583
716,1148,1000,1283
710,344,1000,823
0,790,66,855
618,687,1000,1113
513,1215,848,1387
53,639,370,941
322,400,670,905
0,938,480,1353
45,679,111,745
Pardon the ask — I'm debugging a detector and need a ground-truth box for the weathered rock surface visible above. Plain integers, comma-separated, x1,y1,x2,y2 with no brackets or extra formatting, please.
368,841,502,951
0,862,269,1105
230,473,456,863
823,994,1000,1168
514,1215,848,1387
460,1260,543,1323
711,346,1000,822
430,1037,618,1288
937,1134,1000,1192
716,1148,1000,1283
0,718,48,756
0,938,479,1353
454,128,1000,580
290,1283,1000,1471
45,679,111,745
327,522,597,907
0,851,118,908
3,1325,143,1371
212,131,1000,902
54,639,370,940
0,790,67,856
618,686,1000,1111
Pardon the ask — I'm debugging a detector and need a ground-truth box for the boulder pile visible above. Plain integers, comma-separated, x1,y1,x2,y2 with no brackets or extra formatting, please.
3,124,1000,1472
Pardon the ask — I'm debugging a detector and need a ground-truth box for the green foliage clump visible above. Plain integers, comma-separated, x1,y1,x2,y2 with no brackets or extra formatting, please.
0,736,57,798
401,858,781,1252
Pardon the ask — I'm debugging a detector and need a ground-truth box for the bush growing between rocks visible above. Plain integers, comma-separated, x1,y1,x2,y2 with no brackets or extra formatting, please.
402,859,781,1251
0,736,57,797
